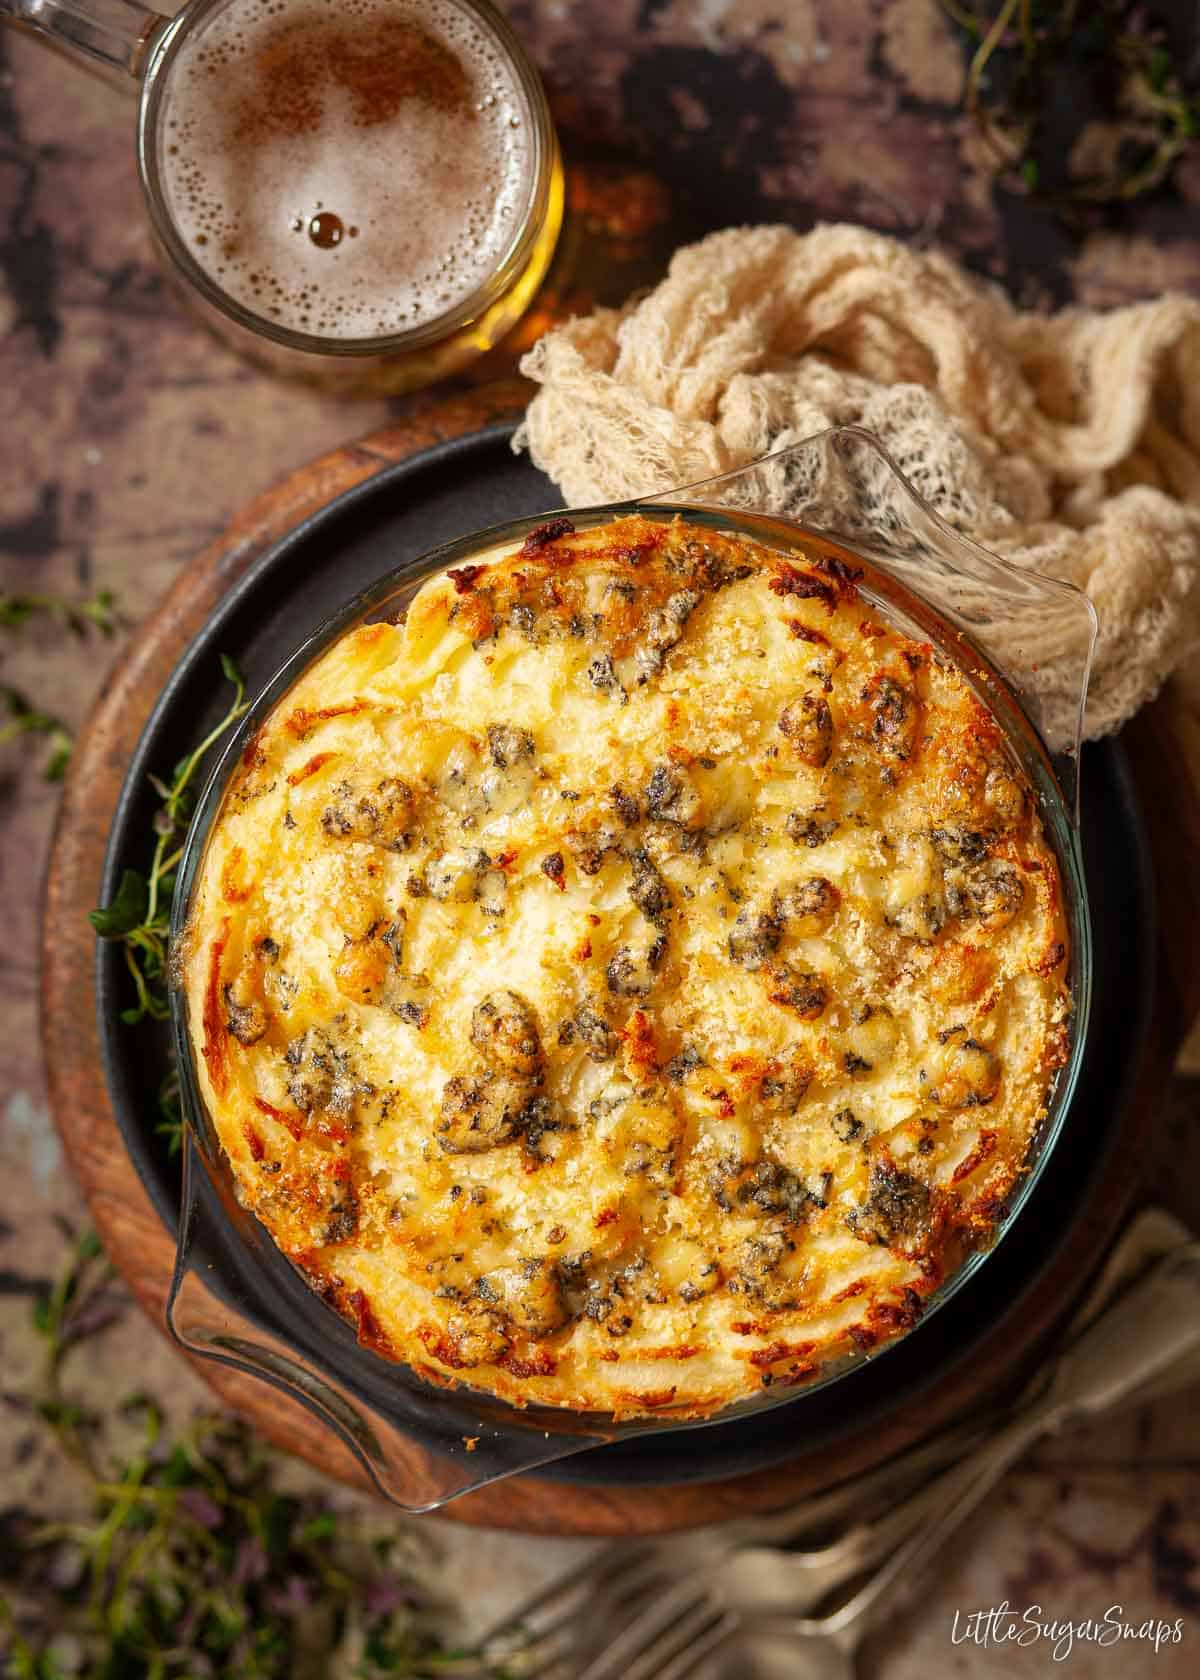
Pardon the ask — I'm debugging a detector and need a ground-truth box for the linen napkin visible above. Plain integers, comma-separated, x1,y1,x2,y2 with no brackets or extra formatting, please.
516,222,1200,745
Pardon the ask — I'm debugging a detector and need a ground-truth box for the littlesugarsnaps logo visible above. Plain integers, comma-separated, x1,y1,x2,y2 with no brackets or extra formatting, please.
950,1602,1184,1662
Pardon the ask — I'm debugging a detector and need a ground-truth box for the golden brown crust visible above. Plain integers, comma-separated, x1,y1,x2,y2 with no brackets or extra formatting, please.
182,515,1070,1416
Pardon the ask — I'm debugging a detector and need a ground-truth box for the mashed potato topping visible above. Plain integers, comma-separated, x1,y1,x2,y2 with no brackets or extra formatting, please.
182,514,1069,1415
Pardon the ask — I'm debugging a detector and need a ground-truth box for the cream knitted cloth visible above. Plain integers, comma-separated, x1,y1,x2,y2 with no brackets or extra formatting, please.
515,223,1200,742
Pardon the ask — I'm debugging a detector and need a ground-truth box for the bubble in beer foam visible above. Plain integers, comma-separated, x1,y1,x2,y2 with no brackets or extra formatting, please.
158,0,537,341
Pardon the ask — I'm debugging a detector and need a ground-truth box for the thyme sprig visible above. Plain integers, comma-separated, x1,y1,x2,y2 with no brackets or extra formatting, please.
0,688,73,783
0,588,119,781
155,1067,184,1160
90,656,248,1027
0,589,118,639
0,1230,474,1679
940,0,1200,203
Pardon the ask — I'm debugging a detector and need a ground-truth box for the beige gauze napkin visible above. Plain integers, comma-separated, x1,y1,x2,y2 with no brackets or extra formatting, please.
515,222,1200,745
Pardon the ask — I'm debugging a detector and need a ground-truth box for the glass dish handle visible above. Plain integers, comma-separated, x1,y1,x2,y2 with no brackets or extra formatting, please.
167,1127,611,1512
636,426,1097,822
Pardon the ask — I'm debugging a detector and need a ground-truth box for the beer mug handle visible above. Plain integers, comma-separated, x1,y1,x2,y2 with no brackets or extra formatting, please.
0,0,168,80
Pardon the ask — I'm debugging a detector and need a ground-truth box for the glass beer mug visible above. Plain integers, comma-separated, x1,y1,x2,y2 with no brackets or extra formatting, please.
2,0,563,393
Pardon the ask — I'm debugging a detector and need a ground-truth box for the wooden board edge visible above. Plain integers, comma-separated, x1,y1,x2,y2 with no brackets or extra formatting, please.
37,392,1187,1534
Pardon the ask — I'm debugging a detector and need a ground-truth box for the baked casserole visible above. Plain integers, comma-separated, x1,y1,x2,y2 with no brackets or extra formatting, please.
180,513,1070,1417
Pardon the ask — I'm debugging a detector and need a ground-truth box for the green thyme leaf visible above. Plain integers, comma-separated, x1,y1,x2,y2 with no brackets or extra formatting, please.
43,729,72,781
0,589,117,776
89,869,150,939
81,589,117,635
35,1400,86,1430
0,587,119,638
0,686,74,780
154,1065,183,1158
160,1444,195,1487
260,1494,297,1560
154,1119,182,1156
87,654,249,1052
939,0,1200,205
0,595,35,629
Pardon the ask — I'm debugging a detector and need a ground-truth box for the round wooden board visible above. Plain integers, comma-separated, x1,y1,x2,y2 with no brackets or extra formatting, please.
40,384,1200,1536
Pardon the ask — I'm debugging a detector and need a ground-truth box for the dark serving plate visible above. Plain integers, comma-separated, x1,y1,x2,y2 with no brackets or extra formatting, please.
96,423,1154,1489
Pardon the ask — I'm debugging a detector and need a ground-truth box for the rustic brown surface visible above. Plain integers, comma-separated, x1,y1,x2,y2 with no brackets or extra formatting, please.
4,0,1200,1658
37,384,1194,1535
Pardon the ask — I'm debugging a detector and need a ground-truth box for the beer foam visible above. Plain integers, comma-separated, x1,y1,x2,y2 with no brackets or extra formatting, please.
157,0,537,341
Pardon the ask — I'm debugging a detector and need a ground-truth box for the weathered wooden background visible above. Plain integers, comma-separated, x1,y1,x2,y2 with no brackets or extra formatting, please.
2,1,1199,1668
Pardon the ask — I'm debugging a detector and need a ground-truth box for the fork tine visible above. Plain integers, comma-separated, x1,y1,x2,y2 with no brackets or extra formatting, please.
652,1611,742,1680
770,1459,951,1582
480,1540,646,1641
520,1563,681,1671
478,1545,671,1677
617,1599,732,1680
574,1574,708,1680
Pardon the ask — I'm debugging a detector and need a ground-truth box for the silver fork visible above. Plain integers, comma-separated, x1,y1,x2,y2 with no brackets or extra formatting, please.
477,1542,674,1680
567,1465,958,1680
575,1241,1200,1680
475,1417,987,1679
476,1210,1197,1680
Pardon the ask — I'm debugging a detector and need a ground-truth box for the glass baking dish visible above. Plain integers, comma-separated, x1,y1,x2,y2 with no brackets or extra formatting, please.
166,426,1096,1511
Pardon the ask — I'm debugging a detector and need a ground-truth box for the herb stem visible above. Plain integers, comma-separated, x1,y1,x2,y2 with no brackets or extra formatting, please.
144,830,171,931
965,0,1021,114
10,1237,465,1674
1018,0,1033,62
939,0,981,33
0,587,118,637
942,0,1200,204
90,655,249,1042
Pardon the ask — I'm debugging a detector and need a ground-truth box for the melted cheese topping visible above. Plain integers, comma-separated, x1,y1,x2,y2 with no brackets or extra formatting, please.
182,515,1070,1416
